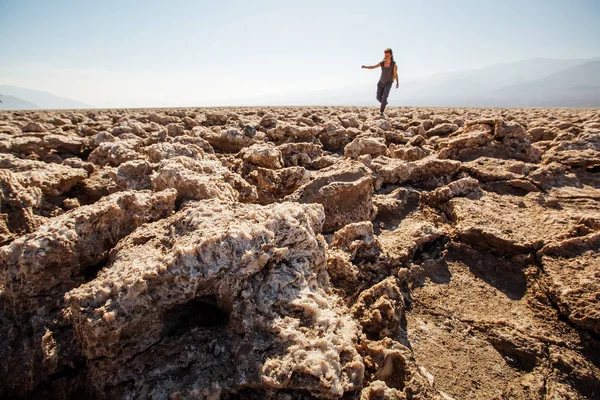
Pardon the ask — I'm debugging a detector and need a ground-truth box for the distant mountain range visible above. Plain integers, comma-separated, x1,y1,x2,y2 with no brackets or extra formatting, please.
245,57,600,108
0,85,91,110
0,94,41,110
488,60,600,107
2,57,600,109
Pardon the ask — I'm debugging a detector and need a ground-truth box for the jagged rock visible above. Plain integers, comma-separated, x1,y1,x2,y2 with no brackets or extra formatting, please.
0,216,10,243
319,127,351,152
148,113,179,126
65,200,363,397
545,345,600,397
542,130,600,168
347,127,363,139
0,305,86,398
89,131,116,147
529,126,558,142
266,124,318,144
331,221,382,259
373,188,420,224
438,131,491,159
539,232,600,334
42,133,87,155
459,157,542,194
424,177,482,205
344,137,388,159
443,191,599,255
419,120,432,131
182,116,199,128
357,154,374,168
88,139,142,166
199,127,256,153
111,121,147,137
370,156,460,185
0,170,44,244
0,135,11,153
296,116,316,127
327,221,383,292
51,117,70,126
81,167,121,201
408,135,426,146
110,124,132,136
528,163,600,200
408,124,426,137
170,134,215,154
389,143,430,161
359,338,443,399
246,166,310,204
4,134,44,155
327,245,361,291
2,106,599,400
461,157,540,195
438,120,541,163
339,115,361,129
165,123,185,137
476,323,548,373
238,142,283,169
352,277,405,339
485,178,541,195
106,160,157,191
360,380,405,399
0,154,88,197
460,157,534,182
278,142,323,168
143,142,204,163
63,198,80,210
465,118,495,127
379,217,446,264
379,120,392,131
426,123,458,137
528,162,575,189
151,156,252,203
312,154,341,169
433,117,451,127
493,120,527,141
259,113,277,128
1,190,177,314
0,123,20,135
285,160,375,232
21,122,46,133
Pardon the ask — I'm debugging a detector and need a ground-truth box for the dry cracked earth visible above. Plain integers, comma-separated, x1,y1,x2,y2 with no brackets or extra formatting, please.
0,106,599,400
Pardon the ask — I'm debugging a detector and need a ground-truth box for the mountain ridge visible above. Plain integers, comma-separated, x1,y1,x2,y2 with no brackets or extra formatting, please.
0,85,92,110
241,56,600,107
2,57,600,109
0,94,41,110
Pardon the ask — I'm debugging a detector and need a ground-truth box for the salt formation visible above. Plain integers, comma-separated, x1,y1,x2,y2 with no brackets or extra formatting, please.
66,200,363,398
1,106,599,399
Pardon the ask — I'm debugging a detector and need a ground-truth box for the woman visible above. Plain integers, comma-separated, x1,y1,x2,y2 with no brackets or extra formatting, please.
362,48,399,117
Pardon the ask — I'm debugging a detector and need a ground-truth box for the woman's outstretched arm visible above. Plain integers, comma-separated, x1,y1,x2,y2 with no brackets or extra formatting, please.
361,62,381,69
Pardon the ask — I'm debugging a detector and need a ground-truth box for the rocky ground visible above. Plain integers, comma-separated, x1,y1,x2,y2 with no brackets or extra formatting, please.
0,106,599,399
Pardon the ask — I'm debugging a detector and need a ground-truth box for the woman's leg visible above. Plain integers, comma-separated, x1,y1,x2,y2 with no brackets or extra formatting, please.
376,81,384,103
380,82,393,113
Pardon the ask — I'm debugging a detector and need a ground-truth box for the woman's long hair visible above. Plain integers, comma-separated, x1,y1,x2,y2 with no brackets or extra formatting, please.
383,48,395,69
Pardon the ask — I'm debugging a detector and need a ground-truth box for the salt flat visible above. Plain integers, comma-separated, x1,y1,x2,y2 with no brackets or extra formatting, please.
1,106,599,399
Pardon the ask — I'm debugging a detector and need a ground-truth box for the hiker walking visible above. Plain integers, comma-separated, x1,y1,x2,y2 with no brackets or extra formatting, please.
362,48,399,117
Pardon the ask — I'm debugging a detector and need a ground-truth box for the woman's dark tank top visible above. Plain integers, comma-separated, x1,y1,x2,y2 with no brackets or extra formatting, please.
379,60,395,83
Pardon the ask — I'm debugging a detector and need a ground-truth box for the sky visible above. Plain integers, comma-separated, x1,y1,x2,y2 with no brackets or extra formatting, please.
1,0,599,108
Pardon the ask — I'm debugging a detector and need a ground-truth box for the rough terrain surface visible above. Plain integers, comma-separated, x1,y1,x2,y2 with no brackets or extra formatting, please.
1,106,599,399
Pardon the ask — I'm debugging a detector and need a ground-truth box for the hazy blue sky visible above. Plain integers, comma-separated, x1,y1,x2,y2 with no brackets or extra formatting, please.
1,0,599,107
